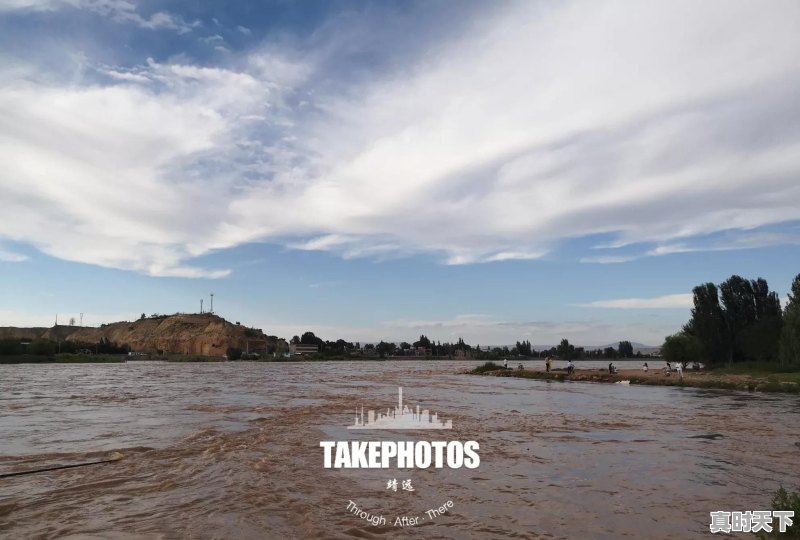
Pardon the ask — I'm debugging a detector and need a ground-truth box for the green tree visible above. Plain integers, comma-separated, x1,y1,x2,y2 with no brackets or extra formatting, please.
720,275,757,362
28,338,55,356
688,283,729,365
376,341,396,358
556,338,575,359
226,346,242,360
617,340,634,358
661,332,702,368
738,316,783,363
413,335,431,348
0,338,24,355
779,273,800,367
515,340,532,356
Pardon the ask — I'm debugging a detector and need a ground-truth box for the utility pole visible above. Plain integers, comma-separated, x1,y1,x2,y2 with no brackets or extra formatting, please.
200,299,204,314
80,313,83,326
210,293,214,314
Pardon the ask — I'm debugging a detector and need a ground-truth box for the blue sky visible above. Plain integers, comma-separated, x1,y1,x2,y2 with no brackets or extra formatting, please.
1,0,799,346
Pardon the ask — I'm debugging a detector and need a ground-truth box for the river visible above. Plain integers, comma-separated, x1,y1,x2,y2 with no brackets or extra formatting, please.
1,361,799,539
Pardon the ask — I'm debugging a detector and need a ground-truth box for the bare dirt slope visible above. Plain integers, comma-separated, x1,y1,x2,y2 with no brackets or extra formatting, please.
1,314,283,356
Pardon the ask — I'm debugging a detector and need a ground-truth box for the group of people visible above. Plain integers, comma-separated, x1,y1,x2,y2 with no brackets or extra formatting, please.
504,357,689,379
660,360,683,377
507,356,573,374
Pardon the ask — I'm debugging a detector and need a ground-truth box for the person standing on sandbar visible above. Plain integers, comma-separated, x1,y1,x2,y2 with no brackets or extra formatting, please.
545,355,552,372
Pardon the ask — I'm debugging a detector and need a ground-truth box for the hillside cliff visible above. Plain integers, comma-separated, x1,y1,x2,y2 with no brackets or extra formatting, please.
0,314,285,356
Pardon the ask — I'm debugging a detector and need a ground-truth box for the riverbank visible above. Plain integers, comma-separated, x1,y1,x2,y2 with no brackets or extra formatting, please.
0,354,124,364
470,363,800,393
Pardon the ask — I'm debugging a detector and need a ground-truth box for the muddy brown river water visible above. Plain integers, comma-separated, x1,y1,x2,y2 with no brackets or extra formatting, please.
1,361,799,539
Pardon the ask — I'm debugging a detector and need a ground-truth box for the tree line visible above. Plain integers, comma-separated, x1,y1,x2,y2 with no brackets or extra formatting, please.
0,337,128,356
662,273,800,367
283,331,642,360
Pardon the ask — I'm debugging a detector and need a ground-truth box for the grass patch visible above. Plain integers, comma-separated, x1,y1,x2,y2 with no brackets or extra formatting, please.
471,361,507,374
708,362,800,376
755,486,800,539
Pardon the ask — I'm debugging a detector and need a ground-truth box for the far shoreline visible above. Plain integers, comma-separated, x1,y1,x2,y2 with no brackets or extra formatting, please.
469,363,800,394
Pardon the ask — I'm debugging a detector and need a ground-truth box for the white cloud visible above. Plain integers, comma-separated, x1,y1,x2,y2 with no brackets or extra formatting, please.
580,255,639,264
2,0,800,276
0,249,28,262
576,294,694,309
0,0,200,33
0,55,291,277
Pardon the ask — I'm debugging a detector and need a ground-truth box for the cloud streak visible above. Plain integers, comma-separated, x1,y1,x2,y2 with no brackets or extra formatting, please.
576,294,694,309
1,0,800,276
0,0,200,33
0,249,28,262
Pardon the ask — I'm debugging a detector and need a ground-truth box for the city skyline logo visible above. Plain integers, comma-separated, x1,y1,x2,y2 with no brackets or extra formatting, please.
348,386,452,430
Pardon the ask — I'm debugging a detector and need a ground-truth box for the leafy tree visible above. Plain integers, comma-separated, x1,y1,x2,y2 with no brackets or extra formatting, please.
738,316,783,362
687,282,729,365
780,273,800,367
556,338,575,359
515,340,532,356
69,317,76,326
720,275,757,362
617,340,634,358
140,313,146,320
376,341,396,358
226,347,243,360
28,339,55,356
662,332,702,368
413,335,431,348
0,338,24,355
752,277,782,319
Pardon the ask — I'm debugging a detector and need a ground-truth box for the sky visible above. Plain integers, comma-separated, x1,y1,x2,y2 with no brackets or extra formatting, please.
1,0,799,347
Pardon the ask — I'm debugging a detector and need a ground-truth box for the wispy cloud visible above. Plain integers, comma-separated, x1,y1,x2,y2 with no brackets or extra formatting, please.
580,255,639,264
1,1,800,276
0,249,28,262
576,294,694,309
0,0,200,33
308,280,341,289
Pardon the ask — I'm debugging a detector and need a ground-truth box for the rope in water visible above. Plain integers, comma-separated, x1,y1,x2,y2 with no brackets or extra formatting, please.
0,458,120,479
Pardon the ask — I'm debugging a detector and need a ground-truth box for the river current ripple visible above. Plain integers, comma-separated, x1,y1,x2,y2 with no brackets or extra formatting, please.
1,361,799,539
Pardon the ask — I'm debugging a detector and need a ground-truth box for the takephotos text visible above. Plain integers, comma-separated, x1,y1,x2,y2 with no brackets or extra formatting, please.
320,441,480,469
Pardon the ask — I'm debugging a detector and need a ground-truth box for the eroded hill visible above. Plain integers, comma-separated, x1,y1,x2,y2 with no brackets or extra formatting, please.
0,314,285,356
